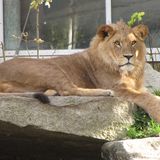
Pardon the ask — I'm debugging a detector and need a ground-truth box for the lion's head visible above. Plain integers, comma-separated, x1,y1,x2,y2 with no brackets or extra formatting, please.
90,21,149,74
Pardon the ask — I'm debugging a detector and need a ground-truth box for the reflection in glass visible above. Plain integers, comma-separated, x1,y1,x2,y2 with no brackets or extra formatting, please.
4,0,105,50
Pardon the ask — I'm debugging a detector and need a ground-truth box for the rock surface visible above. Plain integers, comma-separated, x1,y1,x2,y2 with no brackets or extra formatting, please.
0,95,135,141
101,137,160,160
144,63,160,91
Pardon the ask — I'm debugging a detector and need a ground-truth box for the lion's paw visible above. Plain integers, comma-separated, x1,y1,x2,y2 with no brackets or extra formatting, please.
106,89,114,97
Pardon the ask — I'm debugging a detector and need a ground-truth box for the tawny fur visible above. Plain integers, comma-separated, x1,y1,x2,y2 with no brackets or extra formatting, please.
0,21,160,122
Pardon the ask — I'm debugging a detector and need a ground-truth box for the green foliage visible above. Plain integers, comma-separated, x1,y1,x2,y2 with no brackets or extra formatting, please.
30,0,52,10
127,91,160,139
128,12,145,27
153,90,160,96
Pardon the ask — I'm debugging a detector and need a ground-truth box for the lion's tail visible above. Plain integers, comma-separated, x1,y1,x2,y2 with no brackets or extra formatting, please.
33,93,50,104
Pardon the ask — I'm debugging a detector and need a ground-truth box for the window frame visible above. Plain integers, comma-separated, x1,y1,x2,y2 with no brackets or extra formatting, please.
0,0,158,62
0,0,3,44
0,0,111,59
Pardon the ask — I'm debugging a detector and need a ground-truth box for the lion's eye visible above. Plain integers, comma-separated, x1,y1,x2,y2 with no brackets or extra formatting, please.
131,40,137,46
114,41,121,48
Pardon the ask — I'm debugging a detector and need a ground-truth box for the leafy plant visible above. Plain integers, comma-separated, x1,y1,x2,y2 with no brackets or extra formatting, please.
30,0,53,58
30,0,52,10
127,91,160,138
128,12,145,27
153,90,160,96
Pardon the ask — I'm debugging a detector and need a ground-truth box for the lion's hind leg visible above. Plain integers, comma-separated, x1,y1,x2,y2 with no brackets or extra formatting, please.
0,82,27,93
44,89,59,96
34,87,114,104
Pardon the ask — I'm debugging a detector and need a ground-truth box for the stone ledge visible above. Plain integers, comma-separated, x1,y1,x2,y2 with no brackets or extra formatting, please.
0,95,135,141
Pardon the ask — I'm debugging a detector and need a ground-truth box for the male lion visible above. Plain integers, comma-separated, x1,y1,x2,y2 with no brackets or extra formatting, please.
0,21,160,122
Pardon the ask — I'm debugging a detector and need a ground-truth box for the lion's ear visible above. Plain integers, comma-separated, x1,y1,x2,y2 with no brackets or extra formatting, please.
132,24,149,40
97,25,115,39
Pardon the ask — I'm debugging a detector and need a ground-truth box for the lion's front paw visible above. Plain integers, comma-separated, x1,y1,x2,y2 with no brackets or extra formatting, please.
106,89,114,97
149,97,160,123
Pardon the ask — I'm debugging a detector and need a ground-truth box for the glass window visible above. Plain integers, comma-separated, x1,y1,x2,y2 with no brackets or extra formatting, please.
4,0,21,50
111,0,160,48
4,0,106,50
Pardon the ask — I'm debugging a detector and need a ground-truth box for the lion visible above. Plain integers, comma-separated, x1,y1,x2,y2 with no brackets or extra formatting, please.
0,21,160,122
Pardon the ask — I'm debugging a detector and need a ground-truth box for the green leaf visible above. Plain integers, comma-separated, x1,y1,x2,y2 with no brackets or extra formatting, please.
127,11,145,27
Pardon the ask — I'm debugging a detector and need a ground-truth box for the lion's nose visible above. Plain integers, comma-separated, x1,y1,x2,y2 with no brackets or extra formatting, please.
123,55,133,60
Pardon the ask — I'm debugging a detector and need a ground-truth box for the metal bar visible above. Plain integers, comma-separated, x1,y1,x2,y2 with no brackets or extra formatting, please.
105,0,112,24
0,0,4,43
